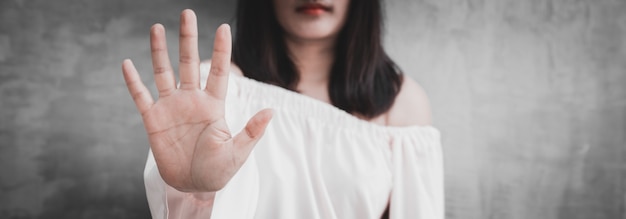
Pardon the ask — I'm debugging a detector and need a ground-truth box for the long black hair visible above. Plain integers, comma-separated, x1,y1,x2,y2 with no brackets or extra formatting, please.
232,0,403,119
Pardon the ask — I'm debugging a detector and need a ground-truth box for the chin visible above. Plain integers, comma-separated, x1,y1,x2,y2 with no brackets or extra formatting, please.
296,31,336,41
288,24,340,41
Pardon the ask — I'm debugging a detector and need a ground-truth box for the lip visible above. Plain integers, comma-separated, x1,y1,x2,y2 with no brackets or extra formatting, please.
296,3,332,15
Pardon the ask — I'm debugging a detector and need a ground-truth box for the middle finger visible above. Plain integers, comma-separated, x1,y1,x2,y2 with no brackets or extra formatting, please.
178,9,200,90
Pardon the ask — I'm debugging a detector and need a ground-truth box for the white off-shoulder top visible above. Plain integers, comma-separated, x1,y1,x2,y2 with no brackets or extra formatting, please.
144,64,444,219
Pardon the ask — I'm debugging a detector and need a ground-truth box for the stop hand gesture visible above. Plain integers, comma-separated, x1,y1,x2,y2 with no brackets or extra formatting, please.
122,9,273,192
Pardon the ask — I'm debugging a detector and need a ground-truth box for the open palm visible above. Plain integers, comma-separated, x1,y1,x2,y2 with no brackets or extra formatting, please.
122,9,273,192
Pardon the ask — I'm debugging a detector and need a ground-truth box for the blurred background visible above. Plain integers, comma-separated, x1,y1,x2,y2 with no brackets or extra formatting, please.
0,0,624,218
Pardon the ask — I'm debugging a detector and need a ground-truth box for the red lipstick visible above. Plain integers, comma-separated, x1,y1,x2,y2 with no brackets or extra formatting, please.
296,3,332,15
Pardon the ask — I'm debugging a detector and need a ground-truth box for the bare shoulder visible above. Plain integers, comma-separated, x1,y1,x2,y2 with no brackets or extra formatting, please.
201,59,244,76
386,75,433,127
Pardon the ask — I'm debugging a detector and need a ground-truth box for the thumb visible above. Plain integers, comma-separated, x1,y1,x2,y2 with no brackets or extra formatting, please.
233,108,274,156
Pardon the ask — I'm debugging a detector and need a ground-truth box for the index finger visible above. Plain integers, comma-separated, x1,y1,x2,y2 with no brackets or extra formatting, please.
204,24,231,100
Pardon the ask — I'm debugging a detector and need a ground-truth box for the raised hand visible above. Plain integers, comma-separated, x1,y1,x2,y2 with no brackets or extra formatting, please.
122,9,273,192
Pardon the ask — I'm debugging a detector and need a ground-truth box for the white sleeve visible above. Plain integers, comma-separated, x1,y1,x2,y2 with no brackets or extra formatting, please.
389,128,445,219
144,149,259,219
143,149,168,219
144,149,214,219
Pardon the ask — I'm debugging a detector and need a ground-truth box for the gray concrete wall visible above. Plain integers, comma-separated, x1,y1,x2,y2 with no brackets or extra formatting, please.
384,1,626,218
0,0,624,218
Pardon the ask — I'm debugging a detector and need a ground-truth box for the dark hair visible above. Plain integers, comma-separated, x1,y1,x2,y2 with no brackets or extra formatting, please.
232,0,403,119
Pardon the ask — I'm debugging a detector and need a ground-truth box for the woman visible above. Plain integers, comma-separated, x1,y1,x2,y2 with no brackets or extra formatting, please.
122,0,443,218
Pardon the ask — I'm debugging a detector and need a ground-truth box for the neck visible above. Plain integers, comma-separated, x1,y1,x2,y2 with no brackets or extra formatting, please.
284,36,335,86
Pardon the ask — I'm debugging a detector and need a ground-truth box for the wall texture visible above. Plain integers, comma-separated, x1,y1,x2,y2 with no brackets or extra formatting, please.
0,0,624,219
384,0,626,218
